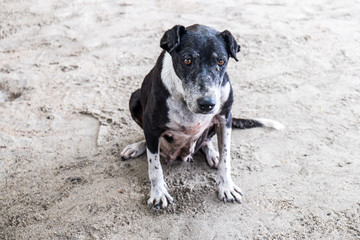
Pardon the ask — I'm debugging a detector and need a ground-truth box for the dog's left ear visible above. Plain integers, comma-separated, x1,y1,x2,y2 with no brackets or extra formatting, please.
160,25,186,53
220,30,240,61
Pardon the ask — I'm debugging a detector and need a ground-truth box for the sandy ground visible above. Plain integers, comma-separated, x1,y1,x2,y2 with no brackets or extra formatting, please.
1,0,360,239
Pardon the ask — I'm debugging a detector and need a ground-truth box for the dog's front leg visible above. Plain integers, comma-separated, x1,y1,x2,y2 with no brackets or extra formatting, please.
216,114,243,203
145,134,173,209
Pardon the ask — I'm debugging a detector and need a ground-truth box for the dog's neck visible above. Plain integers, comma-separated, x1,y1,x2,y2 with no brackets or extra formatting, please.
161,52,185,100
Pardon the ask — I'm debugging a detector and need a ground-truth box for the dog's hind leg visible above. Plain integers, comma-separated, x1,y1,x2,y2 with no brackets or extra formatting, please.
121,140,146,160
202,140,219,169
129,88,143,128
121,89,146,160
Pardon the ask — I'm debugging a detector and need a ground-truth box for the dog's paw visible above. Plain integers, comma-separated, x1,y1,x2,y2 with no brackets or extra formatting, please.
182,155,194,162
217,180,243,203
202,142,219,168
120,141,146,160
205,149,219,169
148,184,174,209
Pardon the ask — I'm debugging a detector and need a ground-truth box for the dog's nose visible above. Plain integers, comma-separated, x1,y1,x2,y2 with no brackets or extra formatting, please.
197,97,216,112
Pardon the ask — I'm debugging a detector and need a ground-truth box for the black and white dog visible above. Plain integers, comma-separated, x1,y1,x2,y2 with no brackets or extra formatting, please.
121,24,284,208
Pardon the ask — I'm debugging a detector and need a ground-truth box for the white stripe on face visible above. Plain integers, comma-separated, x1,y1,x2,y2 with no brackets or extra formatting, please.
161,52,184,100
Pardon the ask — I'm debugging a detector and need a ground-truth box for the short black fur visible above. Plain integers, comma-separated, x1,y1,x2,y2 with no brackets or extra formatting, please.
129,51,170,154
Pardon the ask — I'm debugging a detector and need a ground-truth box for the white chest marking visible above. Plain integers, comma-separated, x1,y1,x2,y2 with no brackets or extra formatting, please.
160,97,215,161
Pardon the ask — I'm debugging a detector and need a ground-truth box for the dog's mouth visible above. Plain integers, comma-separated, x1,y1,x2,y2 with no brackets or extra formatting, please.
197,109,215,115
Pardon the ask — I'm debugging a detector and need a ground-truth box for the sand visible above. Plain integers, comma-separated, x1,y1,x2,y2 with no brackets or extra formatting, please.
1,0,360,239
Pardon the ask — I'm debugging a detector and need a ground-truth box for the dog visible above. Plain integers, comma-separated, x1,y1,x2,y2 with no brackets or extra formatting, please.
120,24,284,208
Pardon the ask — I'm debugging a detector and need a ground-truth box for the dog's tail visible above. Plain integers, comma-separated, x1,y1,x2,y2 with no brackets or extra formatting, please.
232,118,285,130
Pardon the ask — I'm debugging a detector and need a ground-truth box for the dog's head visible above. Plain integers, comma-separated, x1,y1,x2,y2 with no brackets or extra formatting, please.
160,24,240,114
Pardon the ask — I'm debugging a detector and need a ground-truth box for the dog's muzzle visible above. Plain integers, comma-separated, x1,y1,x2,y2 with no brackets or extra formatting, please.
197,96,216,113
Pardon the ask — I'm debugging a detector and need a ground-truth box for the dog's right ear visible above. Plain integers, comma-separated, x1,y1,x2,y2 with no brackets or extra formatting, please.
160,25,186,53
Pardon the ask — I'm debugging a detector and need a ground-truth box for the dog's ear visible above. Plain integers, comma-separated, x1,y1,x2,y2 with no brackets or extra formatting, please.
160,25,186,53
220,30,240,61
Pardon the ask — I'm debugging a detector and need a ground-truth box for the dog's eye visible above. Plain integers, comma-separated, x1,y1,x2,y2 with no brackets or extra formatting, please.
217,59,225,66
184,58,192,66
